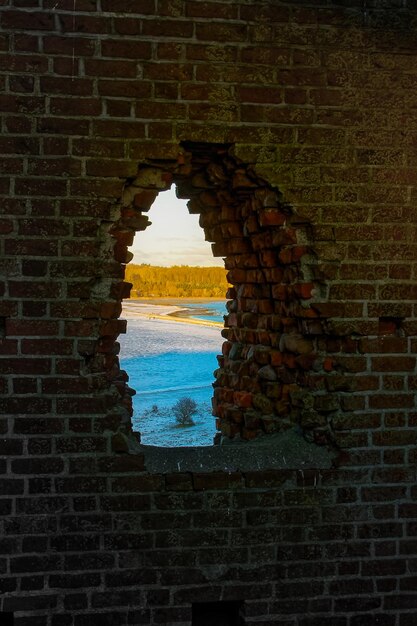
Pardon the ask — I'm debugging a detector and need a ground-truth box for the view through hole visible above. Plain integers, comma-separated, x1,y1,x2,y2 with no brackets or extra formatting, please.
119,185,227,447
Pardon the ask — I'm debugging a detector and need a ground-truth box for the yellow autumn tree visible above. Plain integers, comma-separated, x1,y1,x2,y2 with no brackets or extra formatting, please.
124,264,230,298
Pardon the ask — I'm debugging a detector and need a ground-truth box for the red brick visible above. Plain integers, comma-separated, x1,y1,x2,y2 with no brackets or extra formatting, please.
186,43,237,63
56,396,110,415
196,22,247,42
0,340,18,356
380,284,417,301
101,39,152,59
7,73,34,97
91,120,146,139
69,178,122,198
18,218,71,236
72,138,125,158
0,218,14,233
105,98,136,117
310,89,344,107
40,77,94,96
371,356,416,372
180,83,212,101
9,281,62,299
2,10,54,30
5,239,58,257
101,0,154,12
0,357,51,375
157,41,184,61
0,135,39,154
373,430,417,446
11,457,64,474
14,33,39,52
240,4,289,22
143,62,193,82
52,56,81,77
49,98,101,118
142,19,193,38
59,14,112,34
238,86,282,104
284,88,308,105
98,455,145,474
43,35,96,56
4,117,31,135
55,358,83,376
193,472,243,490
6,320,58,336
329,283,376,301
86,159,135,178
84,58,138,78
186,1,236,18
21,339,73,356
357,148,404,166
13,377,37,394
389,264,411,280
99,494,150,511
8,553,59,577
41,378,91,395
1,397,51,414
359,337,407,354
54,477,107,494
111,475,164,493
37,118,90,138
43,137,70,155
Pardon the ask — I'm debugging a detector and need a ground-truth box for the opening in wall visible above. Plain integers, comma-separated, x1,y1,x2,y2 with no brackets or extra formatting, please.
112,142,335,463
119,185,228,447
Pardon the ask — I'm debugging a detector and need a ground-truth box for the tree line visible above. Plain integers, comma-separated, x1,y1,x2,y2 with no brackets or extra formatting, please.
125,264,229,298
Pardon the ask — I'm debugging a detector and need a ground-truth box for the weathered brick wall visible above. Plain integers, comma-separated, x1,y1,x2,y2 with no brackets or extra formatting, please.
2,0,417,623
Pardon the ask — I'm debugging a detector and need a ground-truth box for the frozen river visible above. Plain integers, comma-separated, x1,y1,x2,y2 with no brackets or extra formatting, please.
119,301,225,446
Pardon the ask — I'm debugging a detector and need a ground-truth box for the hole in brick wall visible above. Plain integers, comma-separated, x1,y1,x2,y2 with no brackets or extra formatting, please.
192,601,243,626
119,185,227,447
112,141,331,455
0,613,14,626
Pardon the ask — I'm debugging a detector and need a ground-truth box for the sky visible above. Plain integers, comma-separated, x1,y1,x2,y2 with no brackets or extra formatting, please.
129,185,224,267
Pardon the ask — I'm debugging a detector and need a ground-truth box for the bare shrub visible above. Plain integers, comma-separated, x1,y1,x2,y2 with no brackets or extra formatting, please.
172,397,198,426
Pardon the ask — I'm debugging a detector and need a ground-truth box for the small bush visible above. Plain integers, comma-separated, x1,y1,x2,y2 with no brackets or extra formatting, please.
172,397,198,426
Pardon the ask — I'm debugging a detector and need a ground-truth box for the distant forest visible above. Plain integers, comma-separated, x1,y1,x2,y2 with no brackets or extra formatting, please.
125,264,230,298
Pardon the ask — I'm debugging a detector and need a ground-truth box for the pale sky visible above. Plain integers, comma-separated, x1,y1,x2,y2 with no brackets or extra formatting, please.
129,185,224,267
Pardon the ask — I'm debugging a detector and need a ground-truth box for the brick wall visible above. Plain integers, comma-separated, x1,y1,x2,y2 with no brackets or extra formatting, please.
2,0,417,623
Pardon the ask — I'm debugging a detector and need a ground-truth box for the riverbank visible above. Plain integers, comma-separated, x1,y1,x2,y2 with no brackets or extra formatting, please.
122,298,224,328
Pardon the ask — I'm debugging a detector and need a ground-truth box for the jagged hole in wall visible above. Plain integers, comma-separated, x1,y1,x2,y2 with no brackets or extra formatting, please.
119,185,227,447
114,142,326,451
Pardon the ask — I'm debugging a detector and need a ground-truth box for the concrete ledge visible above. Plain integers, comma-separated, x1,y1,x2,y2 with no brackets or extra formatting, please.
138,428,338,473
